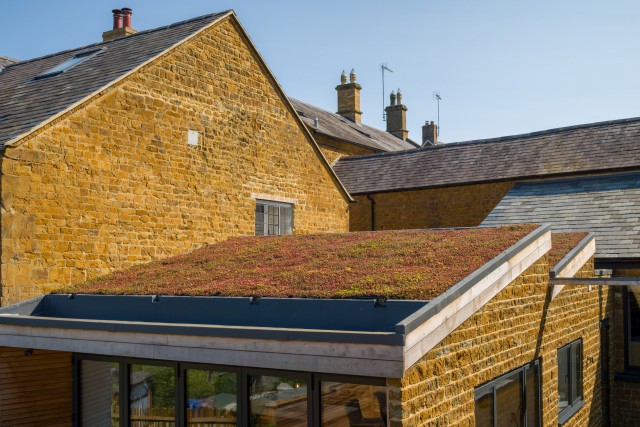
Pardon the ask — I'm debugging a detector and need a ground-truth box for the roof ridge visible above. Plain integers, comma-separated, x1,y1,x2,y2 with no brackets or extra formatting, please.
8,11,231,67
290,97,402,138
336,115,640,163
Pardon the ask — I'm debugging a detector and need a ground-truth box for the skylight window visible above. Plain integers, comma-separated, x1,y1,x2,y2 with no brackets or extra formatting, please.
34,49,102,80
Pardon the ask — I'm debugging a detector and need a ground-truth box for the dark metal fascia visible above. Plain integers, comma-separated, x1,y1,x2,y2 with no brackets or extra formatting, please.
0,295,45,316
0,315,405,346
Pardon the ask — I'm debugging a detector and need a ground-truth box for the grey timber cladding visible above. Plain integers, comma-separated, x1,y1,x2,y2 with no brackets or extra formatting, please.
482,173,640,259
290,98,417,152
333,117,640,194
0,11,228,146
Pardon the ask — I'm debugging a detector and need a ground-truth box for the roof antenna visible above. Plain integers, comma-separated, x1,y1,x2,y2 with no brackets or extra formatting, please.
433,90,442,137
381,64,393,121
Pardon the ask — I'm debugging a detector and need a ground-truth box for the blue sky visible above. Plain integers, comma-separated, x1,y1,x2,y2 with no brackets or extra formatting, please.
2,1,639,143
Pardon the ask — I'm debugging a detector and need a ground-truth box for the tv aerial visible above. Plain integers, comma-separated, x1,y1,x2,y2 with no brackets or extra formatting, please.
381,64,393,121
433,90,442,136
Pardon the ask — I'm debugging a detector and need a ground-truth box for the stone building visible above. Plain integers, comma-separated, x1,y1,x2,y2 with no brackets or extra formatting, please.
334,117,640,425
0,224,609,426
290,70,423,164
0,10,352,306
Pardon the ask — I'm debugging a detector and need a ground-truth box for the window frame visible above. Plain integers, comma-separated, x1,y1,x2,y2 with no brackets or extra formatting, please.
557,339,584,425
74,354,385,427
254,199,293,236
623,286,640,372
34,49,103,80
473,359,542,427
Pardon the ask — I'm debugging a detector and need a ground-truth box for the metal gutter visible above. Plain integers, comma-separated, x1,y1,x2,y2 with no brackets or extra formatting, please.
549,277,640,286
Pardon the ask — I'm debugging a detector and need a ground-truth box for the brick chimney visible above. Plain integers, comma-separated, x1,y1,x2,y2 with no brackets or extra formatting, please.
385,89,408,140
422,121,438,146
336,69,362,123
102,8,138,42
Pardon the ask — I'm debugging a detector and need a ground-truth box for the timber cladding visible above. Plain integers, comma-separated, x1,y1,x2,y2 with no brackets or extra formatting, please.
349,182,514,232
0,16,349,305
389,256,613,426
0,347,72,426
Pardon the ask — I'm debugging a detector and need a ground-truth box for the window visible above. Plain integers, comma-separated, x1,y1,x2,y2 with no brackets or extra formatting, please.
76,356,385,427
625,286,640,368
474,360,541,427
79,359,119,427
321,382,387,426
249,374,308,426
255,200,292,235
558,340,584,424
34,49,101,79
186,368,237,424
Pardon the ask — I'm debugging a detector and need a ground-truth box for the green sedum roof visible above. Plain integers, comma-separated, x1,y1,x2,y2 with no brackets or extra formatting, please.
63,225,542,300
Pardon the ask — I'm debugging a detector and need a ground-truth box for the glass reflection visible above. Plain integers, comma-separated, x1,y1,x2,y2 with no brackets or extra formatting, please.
321,382,386,426
186,369,237,425
129,364,175,427
249,375,307,426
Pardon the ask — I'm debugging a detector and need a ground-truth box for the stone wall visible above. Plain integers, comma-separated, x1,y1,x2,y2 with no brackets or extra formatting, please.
390,256,613,426
349,182,514,231
312,132,377,165
0,16,349,305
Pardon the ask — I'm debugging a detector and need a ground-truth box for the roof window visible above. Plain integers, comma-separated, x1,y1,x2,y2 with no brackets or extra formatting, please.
34,49,102,80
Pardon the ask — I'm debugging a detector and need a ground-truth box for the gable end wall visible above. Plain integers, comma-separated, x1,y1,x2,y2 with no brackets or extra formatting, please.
0,17,348,305
392,256,612,426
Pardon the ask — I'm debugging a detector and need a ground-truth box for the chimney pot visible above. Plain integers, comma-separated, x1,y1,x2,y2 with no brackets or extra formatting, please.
422,121,438,146
390,91,396,106
103,7,137,41
385,90,408,140
340,70,347,85
112,9,123,29
121,7,133,28
335,68,363,123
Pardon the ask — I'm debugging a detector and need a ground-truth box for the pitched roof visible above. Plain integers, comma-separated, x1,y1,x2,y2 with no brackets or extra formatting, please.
333,117,640,194
62,224,538,300
0,56,18,67
290,98,418,152
0,11,230,147
482,172,640,259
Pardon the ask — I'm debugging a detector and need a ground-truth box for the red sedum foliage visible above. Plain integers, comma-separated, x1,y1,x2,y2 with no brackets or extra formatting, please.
548,232,590,268
62,225,542,300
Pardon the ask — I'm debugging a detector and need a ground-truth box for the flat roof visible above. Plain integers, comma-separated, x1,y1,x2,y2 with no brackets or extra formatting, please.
61,225,538,300
0,225,565,377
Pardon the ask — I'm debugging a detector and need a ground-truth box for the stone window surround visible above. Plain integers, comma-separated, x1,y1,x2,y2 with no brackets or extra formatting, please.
254,198,294,236
557,339,585,425
74,354,386,427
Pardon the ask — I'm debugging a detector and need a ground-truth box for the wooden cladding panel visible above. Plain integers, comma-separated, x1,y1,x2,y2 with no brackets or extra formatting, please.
0,347,72,426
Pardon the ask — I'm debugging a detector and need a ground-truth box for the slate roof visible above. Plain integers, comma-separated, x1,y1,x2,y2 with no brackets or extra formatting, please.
290,98,417,153
333,117,640,194
62,225,537,300
0,11,229,147
482,172,640,259
0,56,18,68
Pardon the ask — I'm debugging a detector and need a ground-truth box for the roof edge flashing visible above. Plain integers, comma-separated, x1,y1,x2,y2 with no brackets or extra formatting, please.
396,223,551,335
550,233,597,279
